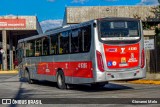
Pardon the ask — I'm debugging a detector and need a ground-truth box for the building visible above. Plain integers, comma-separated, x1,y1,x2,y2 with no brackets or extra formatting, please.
64,6,157,22
0,16,42,70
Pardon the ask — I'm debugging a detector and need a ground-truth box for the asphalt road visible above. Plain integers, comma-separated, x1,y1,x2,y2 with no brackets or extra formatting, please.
0,74,160,107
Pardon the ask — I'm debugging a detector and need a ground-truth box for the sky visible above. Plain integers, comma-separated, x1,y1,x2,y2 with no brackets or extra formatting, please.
0,0,159,32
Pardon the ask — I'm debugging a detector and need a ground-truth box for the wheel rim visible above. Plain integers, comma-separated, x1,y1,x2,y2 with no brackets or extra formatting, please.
58,75,62,87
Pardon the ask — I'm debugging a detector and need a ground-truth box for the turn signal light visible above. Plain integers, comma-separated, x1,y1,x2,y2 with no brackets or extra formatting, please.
141,49,145,68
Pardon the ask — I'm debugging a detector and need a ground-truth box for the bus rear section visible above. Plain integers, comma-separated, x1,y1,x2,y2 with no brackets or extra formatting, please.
93,18,146,83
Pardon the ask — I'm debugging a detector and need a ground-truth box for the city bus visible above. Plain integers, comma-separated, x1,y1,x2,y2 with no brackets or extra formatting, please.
17,17,146,89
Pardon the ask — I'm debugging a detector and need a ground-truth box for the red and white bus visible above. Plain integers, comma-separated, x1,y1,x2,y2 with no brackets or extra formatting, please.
17,17,146,89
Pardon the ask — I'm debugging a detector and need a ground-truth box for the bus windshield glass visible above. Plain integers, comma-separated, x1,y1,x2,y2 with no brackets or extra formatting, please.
98,20,140,41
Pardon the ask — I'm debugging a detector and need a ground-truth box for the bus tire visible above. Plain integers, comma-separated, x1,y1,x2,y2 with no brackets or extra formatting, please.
56,70,66,89
26,70,33,84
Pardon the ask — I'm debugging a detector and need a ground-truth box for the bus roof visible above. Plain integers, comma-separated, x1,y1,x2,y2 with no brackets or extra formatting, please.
97,17,140,21
18,17,140,43
18,19,94,43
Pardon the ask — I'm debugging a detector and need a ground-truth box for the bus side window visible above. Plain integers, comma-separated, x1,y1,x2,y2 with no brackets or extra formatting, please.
71,28,82,53
42,37,49,55
50,34,58,55
17,43,24,63
35,39,42,56
71,29,78,53
83,25,91,52
60,31,69,54
25,42,30,57
25,40,35,57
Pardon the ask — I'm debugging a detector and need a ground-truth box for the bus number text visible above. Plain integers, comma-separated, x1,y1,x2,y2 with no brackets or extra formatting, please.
78,63,87,69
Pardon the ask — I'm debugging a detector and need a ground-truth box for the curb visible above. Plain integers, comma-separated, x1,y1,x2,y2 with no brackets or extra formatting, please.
0,70,18,74
128,80,160,85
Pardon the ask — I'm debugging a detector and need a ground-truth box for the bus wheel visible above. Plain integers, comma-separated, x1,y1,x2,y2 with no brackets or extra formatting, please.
26,71,33,84
56,70,66,89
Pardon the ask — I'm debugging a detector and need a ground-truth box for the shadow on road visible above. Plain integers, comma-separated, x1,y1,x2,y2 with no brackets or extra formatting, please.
68,83,133,92
9,79,34,107
22,80,133,92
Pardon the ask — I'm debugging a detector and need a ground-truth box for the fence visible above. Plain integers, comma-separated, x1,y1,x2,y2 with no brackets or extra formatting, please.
145,35,160,73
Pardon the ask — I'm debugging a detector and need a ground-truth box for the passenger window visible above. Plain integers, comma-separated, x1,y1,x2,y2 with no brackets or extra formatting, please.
17,43,24,63
26,40,35,57
71,28,82,53
50,34,58,54
83,25,91,52
35,39,42,56
60,31,69,54
42,37,49,55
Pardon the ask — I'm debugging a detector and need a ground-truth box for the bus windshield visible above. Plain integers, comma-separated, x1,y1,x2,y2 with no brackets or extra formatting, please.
98,20,140,42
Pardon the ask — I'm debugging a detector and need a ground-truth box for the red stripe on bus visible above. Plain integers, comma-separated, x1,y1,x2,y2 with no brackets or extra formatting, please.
37,61,93,78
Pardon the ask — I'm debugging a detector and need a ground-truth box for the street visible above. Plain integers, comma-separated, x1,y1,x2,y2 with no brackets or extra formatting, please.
0,74,160,107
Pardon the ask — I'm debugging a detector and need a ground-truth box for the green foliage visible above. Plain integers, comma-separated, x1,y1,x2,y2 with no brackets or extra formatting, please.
155,27,160,36
153,5,160,36
143,22,151,30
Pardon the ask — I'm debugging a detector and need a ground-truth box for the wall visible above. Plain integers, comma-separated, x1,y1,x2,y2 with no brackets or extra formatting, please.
64,6,157,24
